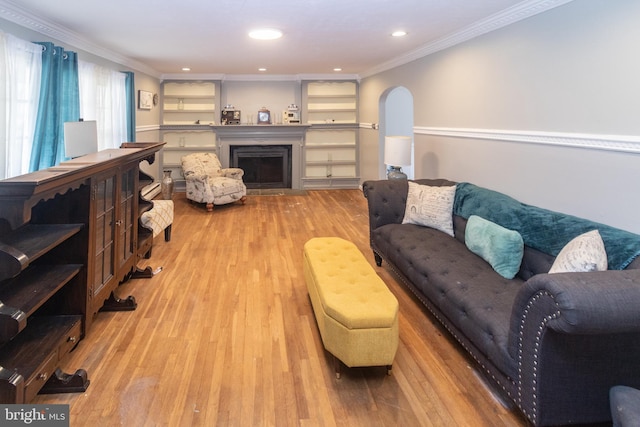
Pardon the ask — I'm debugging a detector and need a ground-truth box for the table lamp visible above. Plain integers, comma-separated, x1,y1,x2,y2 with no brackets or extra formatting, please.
384,136,412,180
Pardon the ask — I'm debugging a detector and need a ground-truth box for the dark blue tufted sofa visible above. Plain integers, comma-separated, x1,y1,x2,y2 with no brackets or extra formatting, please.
362,179,640,426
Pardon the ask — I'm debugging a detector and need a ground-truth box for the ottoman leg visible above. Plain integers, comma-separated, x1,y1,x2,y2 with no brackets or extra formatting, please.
387,365,393,376
164,224,172,242
334,356,342,379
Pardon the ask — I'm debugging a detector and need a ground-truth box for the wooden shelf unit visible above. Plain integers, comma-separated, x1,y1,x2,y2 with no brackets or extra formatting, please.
160,81,220,192
156,79,361,190
301,81,359,189
161,81,217,126
0,142,164,403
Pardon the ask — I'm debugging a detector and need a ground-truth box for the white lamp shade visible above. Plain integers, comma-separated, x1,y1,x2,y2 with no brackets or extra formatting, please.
384,136,412,166
64,120,98,159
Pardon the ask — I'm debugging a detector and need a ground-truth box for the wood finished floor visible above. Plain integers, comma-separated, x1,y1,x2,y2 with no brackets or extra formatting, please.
34,190,526,426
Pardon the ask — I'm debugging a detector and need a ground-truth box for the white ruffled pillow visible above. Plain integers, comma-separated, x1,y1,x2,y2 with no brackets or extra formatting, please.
548,230,608,274
402,182,456,237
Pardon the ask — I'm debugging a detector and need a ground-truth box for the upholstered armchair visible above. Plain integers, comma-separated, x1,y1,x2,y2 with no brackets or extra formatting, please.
181,152,247,212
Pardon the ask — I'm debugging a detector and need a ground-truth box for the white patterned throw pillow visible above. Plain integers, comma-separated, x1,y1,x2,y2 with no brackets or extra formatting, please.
548,229,608,274
402,182,456,237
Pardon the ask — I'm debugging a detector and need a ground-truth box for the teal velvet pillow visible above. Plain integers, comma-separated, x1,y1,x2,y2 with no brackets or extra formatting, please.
465,215,524,279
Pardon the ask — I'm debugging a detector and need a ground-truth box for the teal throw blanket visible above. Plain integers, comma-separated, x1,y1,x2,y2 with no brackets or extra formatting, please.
453,183,640,270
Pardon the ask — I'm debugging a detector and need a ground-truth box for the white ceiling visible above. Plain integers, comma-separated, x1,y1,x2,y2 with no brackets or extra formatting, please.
0,0,573,79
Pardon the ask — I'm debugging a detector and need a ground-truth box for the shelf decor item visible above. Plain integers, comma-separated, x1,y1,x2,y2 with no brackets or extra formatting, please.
161,170,175,200
221,105,241,125
257,107,271,124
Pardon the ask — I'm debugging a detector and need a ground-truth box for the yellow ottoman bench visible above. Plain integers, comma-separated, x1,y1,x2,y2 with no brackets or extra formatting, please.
303,237,399,378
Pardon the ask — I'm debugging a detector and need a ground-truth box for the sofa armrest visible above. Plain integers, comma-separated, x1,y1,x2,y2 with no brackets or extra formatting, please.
513,270,640,336
221,168,244,180
508,270,640,425
362,180,409,231
362,178,458,231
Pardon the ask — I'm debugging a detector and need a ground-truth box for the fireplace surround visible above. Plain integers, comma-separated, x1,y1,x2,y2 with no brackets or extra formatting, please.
231,145,291,189
216,124,308,189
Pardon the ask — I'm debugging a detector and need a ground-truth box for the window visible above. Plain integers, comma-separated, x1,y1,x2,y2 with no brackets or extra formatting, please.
78,60,128,151
0,31,133,179
0,32,42,179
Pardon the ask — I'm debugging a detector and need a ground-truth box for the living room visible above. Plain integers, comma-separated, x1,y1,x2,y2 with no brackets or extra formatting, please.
1,0,639,425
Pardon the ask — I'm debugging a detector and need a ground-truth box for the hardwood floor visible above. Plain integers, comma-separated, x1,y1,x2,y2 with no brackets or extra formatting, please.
34,190,526,426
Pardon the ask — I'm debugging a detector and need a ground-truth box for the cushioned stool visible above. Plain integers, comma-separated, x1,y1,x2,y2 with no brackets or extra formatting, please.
303,237,399,378
140,200,174,258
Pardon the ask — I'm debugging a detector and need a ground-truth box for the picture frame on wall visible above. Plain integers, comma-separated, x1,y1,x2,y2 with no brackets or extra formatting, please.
138,90,153,110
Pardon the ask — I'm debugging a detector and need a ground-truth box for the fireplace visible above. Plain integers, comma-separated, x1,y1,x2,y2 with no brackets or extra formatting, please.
231,145,292,189
216,124,308,189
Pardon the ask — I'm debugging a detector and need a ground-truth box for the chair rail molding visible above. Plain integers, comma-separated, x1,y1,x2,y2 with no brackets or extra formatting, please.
136,125,161,133
414,127,640,154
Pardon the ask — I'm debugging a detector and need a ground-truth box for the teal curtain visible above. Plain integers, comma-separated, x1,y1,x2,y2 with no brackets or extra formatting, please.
123,71,136,142
30,42,80,171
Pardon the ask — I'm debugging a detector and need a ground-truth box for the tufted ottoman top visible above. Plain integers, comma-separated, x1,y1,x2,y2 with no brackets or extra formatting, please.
304,237,398,330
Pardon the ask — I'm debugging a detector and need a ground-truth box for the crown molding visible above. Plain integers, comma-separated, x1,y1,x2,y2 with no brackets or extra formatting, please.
160,73,360,82
296,74,360,82
0,0,161,77
414,126,640,154
360,0,576,78
160,73,226,82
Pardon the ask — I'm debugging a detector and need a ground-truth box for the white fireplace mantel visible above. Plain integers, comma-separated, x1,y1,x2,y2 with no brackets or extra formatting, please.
214,124,310,189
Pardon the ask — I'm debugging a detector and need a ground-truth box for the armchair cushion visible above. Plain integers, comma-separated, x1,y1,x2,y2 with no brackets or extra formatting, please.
182,151,223,179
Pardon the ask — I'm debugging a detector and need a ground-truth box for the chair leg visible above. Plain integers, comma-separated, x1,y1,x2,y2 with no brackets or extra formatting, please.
206,202,214,212
164,225,172,242
240,196,247,205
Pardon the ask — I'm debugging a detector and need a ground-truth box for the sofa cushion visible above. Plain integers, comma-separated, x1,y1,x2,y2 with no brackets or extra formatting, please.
465,215,524,279
402,182,455,237
549,230,608,273
518,246,556,280
372,223,521,379
455,214,555,280
454,182,640,270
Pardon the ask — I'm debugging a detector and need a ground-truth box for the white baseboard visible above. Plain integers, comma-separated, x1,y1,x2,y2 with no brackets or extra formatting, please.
141,182,161,200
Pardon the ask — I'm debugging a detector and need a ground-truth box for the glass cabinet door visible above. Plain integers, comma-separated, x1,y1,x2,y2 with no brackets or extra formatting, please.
117,166,136,274
93,173,116,298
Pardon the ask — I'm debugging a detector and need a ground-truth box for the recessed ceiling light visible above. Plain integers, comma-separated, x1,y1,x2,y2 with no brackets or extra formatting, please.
391,30,407,37
182,67,191,71
249,28,283,40
258,67,267,72
333,68,342,72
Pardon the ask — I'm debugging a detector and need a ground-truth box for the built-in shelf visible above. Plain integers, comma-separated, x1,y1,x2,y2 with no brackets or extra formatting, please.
158,80,360,190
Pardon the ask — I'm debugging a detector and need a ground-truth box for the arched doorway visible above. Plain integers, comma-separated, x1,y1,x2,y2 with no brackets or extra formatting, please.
378,86,414,179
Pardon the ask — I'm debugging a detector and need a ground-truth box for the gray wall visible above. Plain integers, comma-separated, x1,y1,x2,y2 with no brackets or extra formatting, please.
359,0,640,233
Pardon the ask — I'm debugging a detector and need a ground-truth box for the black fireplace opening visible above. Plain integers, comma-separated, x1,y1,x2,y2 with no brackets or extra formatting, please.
230,145,292,189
